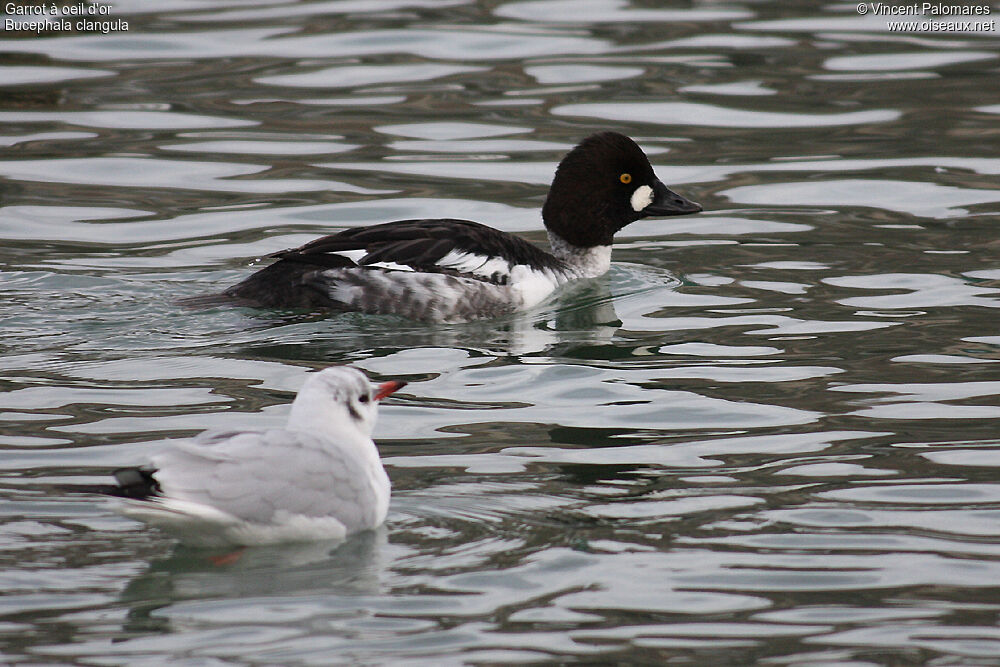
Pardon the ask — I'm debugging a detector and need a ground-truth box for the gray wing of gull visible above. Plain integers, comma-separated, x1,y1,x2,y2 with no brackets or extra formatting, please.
149,428,381,532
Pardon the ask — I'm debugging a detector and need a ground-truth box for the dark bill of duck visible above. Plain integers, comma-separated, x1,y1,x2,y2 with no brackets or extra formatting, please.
634,180,703,217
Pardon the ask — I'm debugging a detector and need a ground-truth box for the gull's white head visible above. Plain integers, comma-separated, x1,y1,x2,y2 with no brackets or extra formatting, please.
288,366,406,438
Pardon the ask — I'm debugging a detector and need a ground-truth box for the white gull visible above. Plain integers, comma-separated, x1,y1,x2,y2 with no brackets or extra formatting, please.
108,366,405,547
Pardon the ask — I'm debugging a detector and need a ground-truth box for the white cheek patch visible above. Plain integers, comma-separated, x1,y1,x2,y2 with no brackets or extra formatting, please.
630,185,653,212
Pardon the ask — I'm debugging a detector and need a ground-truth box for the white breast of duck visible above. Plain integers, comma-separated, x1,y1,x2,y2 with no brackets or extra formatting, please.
215,132,701,322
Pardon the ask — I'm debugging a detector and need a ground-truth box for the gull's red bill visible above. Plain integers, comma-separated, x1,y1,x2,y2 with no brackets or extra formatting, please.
374,381,407,401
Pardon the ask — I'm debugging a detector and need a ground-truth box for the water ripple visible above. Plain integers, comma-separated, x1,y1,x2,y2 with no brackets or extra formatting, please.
3,0,1000,664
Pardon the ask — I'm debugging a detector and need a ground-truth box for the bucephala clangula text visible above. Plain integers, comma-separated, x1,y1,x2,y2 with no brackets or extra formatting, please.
201,131,701,322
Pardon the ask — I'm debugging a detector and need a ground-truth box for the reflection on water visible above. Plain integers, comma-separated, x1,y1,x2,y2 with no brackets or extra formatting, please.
2,0,1000,663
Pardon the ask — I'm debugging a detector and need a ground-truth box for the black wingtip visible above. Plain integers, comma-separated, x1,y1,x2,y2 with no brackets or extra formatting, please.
110,466,161,500
53,466,161,500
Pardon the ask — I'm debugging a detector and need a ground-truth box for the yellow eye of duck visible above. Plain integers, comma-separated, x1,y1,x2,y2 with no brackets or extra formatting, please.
620,173,632,184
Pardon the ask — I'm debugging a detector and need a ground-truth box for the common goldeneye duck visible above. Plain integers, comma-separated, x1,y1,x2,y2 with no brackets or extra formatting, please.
204,131,701,322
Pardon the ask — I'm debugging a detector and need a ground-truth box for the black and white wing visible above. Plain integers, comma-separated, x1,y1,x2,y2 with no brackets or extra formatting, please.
272,218,565,284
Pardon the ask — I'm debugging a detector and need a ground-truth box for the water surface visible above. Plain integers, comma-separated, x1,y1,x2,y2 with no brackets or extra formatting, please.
2,0,1000,664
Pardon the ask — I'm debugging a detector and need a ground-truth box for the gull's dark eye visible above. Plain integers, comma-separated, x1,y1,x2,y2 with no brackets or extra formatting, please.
359,394,371,404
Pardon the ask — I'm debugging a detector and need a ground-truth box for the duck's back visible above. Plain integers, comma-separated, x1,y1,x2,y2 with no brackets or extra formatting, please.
208,219,570,322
